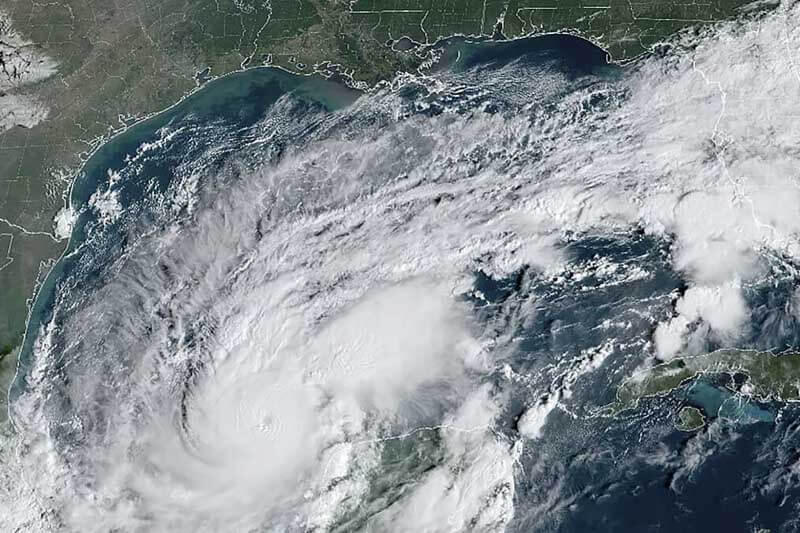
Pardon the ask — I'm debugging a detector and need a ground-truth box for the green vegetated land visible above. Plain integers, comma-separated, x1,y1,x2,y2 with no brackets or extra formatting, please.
674,405,705,431
607,349,800,416
0,0,768,402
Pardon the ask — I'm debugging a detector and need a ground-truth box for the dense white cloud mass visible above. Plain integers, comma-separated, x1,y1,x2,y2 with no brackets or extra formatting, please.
654,283,749,359
0,92,50,132
0,12,57,132
369,385,518,532
4,1,800,530
519,1,800,361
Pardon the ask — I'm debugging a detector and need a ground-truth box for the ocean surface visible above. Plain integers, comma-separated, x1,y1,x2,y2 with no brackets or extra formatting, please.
9,31,800,532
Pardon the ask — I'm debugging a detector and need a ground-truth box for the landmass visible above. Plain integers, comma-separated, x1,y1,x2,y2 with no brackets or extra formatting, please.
0,0,774,419
605,349,800,417
674,405,705,431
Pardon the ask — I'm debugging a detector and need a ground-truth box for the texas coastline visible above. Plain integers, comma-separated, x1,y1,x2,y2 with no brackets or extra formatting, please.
7,33,613,424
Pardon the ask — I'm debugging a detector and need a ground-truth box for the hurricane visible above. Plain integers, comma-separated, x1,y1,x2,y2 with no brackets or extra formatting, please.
5,2,800,531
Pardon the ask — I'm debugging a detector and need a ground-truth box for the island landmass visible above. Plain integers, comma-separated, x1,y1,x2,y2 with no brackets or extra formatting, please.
675,405,705,431
605,349,800,419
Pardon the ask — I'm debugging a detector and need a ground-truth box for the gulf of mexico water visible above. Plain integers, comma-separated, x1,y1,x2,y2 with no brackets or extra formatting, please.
8,32,800,532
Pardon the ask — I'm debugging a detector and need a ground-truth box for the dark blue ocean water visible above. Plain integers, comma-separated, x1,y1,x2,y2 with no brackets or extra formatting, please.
476,248,800,532
13,69,358,396
13,34,800,532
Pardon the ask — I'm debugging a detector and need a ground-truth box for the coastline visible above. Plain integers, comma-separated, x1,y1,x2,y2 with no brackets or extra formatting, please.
6,30,625,427
6,65,362,427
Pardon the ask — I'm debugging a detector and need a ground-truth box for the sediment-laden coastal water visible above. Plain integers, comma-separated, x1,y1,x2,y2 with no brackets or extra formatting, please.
7,13,800,531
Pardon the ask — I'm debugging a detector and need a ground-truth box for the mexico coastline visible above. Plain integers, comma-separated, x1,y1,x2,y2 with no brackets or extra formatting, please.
8,67,362,414
9,33,613,422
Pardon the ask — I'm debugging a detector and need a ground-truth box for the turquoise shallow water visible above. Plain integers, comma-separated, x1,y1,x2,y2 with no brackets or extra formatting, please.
13,67,359,401
13,34,613,401
10,33,800,532
686,380,774,424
